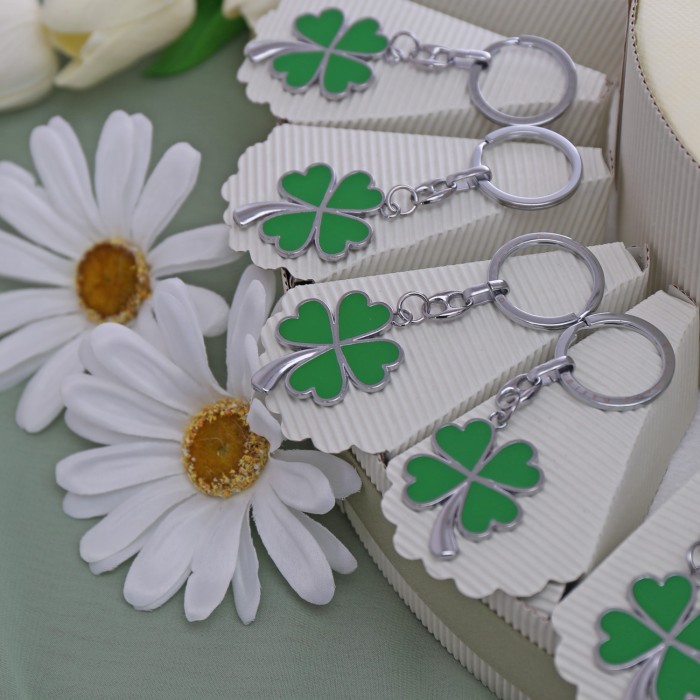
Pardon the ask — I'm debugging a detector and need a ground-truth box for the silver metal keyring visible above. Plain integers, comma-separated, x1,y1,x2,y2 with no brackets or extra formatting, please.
554,313,675,410
687,542,700,579
468,35,578,127
470,125,582,209
487,233,604,330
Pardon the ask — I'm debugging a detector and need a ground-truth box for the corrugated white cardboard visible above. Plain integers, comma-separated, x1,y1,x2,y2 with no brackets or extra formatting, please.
238,0,611,147
259,242,647,456
224,124,612,283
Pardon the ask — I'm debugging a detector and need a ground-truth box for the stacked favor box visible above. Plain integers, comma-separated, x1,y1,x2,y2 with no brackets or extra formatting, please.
235,0,700,696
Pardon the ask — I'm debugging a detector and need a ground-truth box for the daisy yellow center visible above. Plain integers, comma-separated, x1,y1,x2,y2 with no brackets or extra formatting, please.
182,399,270,498
76,240,151,324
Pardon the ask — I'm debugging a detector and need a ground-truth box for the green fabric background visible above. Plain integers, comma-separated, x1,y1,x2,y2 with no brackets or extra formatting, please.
0,38,497,699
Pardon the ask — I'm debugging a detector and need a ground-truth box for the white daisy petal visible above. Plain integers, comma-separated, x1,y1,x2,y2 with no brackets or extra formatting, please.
0,230,75,285
226,334,260,402
274,450,361,500
133,571,193,613
227,266,276,353
80,475,194,562
184,496,251,622
292,511,357,575
182,284,229,337
64,409,134,446
252,487,335,605
241,334,261,401
89,531,148,575
232,512,260,625
56,441,182,495
16,332,86,432
0,353,51,392
88,323,218,413
46,117,96,213
152,280,223,392
29,118,102,236
247,399,282,452
94,110,136,237
0,314,86,381
129,299,166,354
0,174,90,257
122,114,153,230
63,485,143,519
226,267,277,395
0,288,79,335
130,143,200,250
149,225,240,278
123,497,214,611
0,162,36,186
62,373,189,442
267,456,335,515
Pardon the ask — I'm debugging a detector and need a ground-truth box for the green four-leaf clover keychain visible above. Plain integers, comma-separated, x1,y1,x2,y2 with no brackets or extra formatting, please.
252,233,605,405
233,126,582,261
596,543,700,700
403,310,674,559
245,7,577,127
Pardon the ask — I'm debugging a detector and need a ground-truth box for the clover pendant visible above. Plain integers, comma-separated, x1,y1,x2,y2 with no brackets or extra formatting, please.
252,291,404,406
233,163,384,261
245,8,389,100
403,419,543,558
597,573,700,700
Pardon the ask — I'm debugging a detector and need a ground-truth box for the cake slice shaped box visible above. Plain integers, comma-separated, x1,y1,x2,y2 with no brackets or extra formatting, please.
553,401,700,699
224,124,612,284
238,0,612,148
258,241,647,458
344,289,699,700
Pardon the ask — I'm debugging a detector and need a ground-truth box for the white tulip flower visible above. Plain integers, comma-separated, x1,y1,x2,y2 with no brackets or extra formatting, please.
42,0,196,89
0,0,58,111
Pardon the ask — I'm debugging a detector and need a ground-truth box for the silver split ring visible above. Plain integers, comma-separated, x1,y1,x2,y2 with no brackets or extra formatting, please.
487,233,605,330
470,125,582,209
468,35,577,127
554,313,675,410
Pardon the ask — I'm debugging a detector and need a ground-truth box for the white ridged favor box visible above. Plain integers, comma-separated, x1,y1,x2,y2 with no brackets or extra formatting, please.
346,289,699,700
259,242,647,457
238,0,612,148
553,421,700,699
224,124,611,284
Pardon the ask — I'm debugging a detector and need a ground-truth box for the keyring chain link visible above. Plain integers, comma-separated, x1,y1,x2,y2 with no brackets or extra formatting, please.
489,376,542,430
384,31,492,72
380,165,492,219
391,280,509,328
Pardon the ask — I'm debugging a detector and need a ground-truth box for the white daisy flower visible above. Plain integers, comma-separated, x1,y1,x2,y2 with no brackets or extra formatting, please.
57,269,361,623
0,110,240,432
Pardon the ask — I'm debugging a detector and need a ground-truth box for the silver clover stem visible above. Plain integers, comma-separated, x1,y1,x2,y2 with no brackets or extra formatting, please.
623,654,660,700
429,486,467,559
251,347,324,394
232,201,309,228
245,40,313,63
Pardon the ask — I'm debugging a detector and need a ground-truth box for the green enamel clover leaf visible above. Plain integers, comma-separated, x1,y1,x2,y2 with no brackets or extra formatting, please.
232,163,384,262
597,574,700,700
403,419,542,558
254,291,403,406
245,8,389,100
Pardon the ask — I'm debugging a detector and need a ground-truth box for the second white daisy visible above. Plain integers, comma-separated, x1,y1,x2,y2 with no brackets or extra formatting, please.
57,269,361,623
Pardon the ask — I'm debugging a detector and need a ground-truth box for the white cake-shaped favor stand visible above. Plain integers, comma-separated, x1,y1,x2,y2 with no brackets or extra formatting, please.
224,124,612,284
258,242,647,457
238,0,612,148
